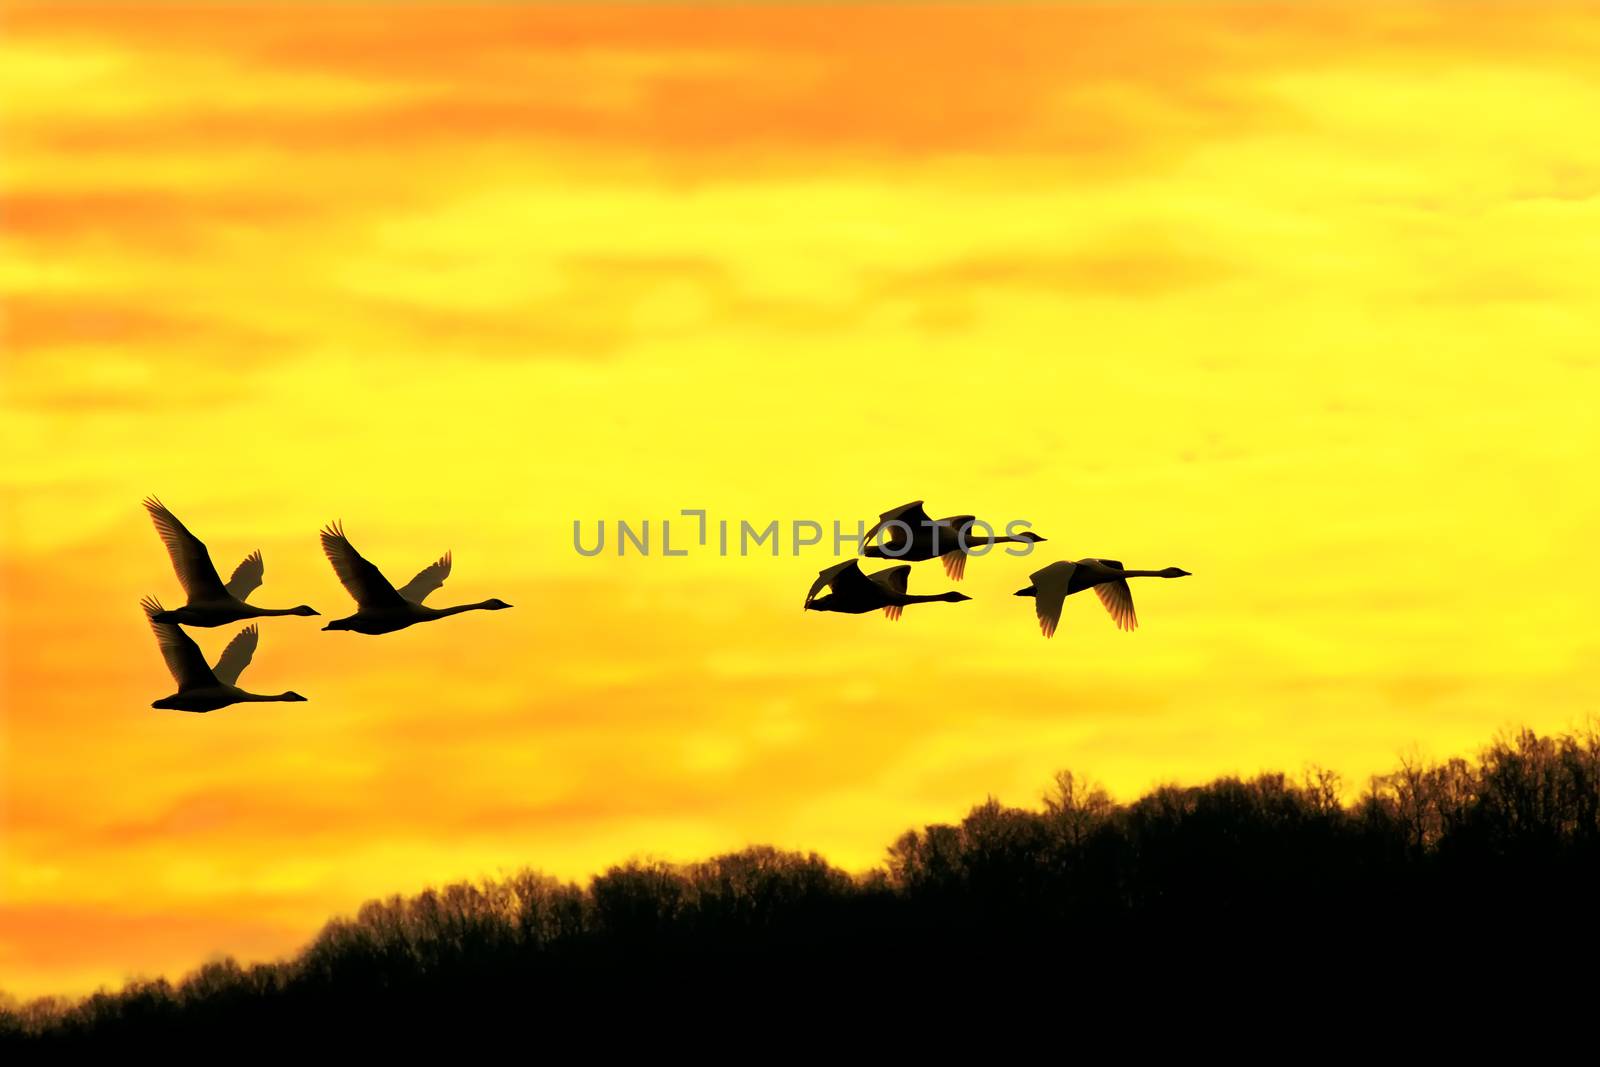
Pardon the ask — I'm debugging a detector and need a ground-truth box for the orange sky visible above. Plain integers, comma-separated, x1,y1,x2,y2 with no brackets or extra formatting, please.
4,2,1600,999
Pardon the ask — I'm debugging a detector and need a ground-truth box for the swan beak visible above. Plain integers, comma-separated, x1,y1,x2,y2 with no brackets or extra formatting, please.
1013,588,1031,596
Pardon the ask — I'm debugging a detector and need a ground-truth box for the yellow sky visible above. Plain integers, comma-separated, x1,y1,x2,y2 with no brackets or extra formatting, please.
3,2,1599,999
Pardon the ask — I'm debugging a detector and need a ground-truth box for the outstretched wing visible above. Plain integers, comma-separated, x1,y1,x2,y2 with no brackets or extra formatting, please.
932,515,976,579
143,497,228,601
1029,561,1076,639
805,559,880,606
225,550,264,602
142,596,219,689
862,501,934,548
867,564,911,596
397,552,452,604
320,522,406,610
868,564,911,620
1093,581,1138,632
211,624,259,686
1084,560,1137,632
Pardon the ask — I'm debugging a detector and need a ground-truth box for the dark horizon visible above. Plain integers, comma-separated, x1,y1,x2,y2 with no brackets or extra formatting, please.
7,721,1598,1042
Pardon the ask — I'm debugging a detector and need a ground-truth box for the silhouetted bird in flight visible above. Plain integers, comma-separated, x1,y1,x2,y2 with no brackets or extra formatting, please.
1015,559,1190,638
319,522,512,634
143,497,319,626
142,597,307,711
862,500,1045,579
804,559,972,618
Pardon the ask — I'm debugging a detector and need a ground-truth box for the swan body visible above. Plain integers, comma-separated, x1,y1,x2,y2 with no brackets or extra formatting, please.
143,498,318,626
1014,558,1190,638
804,559,971,618
142,597,307,712
862,500,1044,579
320,523,511,635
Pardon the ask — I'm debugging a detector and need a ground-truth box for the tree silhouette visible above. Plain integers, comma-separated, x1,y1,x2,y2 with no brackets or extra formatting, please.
6,725,1598,1046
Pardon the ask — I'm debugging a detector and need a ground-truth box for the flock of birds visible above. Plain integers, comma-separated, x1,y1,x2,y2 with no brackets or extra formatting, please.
139,496,1189,714
804,500,1190,639
140,498,511,713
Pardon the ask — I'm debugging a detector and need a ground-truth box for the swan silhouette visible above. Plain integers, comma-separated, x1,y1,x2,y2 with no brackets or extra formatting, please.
143,497,319,626
862,500,1045,579
1014,559,1190,638
804,559,971,618
319,522,511,635
142,597,307,712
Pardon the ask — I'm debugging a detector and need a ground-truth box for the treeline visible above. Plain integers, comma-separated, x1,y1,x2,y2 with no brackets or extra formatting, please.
6,726,1598,1042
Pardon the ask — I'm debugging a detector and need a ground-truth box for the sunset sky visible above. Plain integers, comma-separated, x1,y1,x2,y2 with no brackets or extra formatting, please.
4,2,1600,999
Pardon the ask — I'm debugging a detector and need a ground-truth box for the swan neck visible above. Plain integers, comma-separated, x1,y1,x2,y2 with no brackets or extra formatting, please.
436,600,496,617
